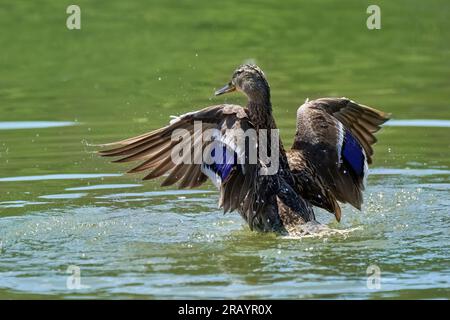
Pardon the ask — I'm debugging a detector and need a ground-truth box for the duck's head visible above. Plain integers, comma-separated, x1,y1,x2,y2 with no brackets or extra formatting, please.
215,64,270,104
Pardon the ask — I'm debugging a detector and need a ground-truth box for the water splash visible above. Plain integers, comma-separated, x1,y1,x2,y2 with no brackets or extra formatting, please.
283,221,363,239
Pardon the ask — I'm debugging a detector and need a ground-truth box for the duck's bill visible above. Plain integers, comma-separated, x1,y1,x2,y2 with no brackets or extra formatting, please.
215,83,236,96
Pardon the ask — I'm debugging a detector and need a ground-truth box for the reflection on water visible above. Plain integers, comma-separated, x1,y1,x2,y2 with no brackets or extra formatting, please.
0,200,50,209
66,184,142,191
384,120,450,128
0,121,78,130
0,174,122,182
95,189,214,199
39,193,88,200
370,168,450,176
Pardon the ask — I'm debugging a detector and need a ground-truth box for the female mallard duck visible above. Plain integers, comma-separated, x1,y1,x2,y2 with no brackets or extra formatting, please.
99,64,389,234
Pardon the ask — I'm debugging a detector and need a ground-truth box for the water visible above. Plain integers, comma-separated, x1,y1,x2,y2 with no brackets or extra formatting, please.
0,0,449,299
0,121,78,130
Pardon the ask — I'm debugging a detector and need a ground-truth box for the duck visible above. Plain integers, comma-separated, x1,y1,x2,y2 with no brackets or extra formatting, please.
99,64,390,234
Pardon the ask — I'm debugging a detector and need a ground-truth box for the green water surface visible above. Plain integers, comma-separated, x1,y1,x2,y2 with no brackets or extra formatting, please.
0,0,449,299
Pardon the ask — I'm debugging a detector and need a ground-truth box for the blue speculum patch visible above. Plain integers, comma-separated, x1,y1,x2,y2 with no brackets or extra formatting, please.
207,144,237,181
342,130,365,177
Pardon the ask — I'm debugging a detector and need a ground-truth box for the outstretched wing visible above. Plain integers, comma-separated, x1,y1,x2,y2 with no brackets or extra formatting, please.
99,104,258,215
291,97,390,214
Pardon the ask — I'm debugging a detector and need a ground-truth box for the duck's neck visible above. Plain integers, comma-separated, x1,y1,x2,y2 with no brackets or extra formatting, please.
246,95,276,130
247,93,291,175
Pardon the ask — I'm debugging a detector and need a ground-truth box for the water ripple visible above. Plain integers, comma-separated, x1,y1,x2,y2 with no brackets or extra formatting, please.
39,193,87,200
0,173,122,182
384,119,450,128
66,184,142,191
95,190,214,199
370,168,450,176
0,121,78,130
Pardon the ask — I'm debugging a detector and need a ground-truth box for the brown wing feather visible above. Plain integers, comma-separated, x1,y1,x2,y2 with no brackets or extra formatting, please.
99,104,258,216
318,98,391,164
291,97,390,219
